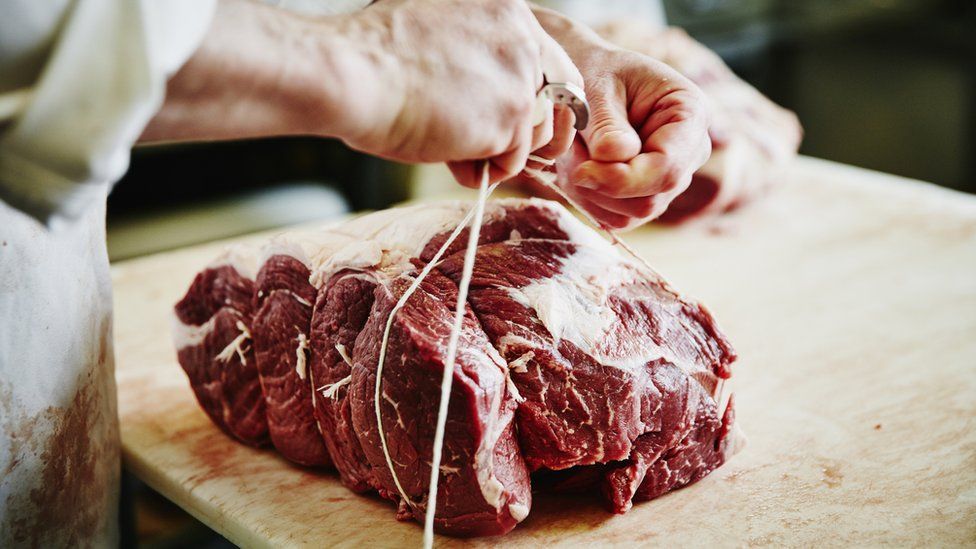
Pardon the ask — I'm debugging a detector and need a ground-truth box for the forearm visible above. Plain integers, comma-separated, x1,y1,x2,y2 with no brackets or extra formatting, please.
141,0,394,143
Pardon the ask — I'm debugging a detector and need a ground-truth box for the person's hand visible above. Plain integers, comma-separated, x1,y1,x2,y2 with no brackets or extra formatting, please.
597,22,803,224
331,0,583,186
527,6,711,230
144,0,581,187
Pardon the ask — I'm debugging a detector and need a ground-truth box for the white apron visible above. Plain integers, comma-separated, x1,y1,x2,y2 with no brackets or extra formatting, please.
0,190,118,546
1,0,213,546
0,0,366,546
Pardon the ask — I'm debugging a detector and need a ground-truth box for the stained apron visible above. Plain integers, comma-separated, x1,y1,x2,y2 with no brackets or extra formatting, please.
0,187,119,547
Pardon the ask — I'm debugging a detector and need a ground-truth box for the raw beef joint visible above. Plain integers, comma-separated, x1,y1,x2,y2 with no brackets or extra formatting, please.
172,198,742,536
173,246,269,446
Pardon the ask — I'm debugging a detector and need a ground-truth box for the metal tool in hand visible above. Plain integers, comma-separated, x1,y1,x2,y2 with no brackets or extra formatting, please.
535,81,590,131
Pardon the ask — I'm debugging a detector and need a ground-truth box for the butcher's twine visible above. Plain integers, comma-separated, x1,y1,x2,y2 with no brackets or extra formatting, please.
423,162,494,547
215,320,250,365
524,155,661,276
372,163,499,549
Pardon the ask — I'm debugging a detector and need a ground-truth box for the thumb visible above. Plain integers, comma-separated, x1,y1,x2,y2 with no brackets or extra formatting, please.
581,79,642,162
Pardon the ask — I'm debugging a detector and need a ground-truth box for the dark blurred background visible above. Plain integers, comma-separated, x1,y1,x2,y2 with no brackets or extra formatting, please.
668,0,975,194
109,0,975,261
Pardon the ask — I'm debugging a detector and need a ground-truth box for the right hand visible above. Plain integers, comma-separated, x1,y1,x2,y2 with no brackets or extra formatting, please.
328,0,582,186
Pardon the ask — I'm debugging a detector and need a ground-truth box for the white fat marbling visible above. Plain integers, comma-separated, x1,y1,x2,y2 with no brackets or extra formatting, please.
505,243,691,373
472,350,515,514
171,244,256,350
190,198,611,522
265,198,606,293
170,312,219,350
507,244,634,350
507,351,534,373
508,502,529,522
209,243,259,279
308,202,470,286
496,333,537,353
215,320,251,365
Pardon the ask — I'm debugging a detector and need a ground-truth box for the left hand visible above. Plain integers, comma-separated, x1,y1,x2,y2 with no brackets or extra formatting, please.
526,6,711,230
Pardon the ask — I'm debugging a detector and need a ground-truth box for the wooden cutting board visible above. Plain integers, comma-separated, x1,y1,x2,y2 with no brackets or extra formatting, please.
112,157,976,547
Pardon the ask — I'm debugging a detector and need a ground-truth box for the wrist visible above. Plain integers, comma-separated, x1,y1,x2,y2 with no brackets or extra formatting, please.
529,4,615,66
300,12,406,145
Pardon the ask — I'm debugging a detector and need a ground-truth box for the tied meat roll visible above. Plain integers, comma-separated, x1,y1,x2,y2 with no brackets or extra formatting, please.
173,198,742,536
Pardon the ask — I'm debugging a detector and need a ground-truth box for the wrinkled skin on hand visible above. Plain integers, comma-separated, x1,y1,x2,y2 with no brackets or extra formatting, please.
520,8,712,231
554,48,712,230
143,0,582,185
518,10,802,229
336,0,583,186
597,22,802,224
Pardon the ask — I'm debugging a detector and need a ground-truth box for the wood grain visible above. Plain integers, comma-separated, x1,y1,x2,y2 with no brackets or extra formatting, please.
112,157,976,547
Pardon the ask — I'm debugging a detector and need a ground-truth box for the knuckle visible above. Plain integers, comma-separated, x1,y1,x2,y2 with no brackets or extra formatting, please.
658,175,680,194
634,198,656,218
487,135,510,157
656,161,686,193
604,165,631,190
506,96,535,123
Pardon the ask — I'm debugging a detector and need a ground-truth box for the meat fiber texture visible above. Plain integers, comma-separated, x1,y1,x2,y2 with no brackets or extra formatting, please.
597,21,803,223
172,198,742,537
173,245,269,446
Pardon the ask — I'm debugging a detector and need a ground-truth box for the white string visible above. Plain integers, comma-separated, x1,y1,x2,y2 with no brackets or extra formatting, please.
525,154,660,275
215,320,250,365
319,375,351,400
373,166,501,526
423,163,492,549
294,333,309,380
526,154,555,166
335,342,354,367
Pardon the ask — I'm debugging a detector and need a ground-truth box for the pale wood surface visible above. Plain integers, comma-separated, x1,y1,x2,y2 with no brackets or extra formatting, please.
112,157,976,547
